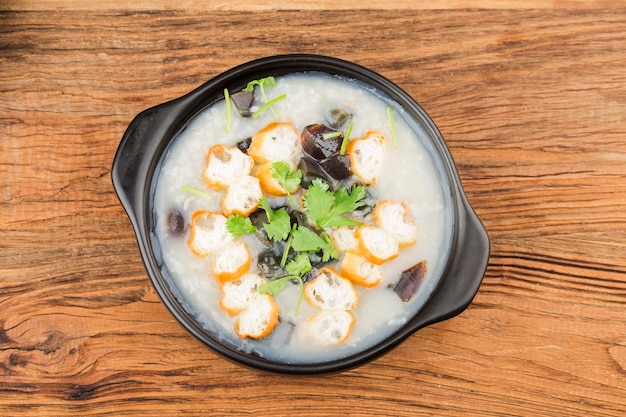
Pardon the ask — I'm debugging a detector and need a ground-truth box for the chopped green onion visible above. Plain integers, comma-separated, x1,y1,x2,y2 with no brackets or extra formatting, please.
262,87,279,119
180,185,212,201
387,106,399,148
322,131,341,140
339,120,354,155
224,88,232,134
252,93,287,119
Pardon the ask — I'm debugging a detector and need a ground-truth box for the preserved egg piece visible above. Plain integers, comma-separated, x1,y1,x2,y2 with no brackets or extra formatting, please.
301,124,343,160
301,266,320,284
257,250,287,279
236,137,252,154
289,208,311,229
230,90,255,117
319,152,352,181
167,209,186,236
249,209,272,247
298,155,336,190
326,108,351,128
393,261,427,302
306,252,332,270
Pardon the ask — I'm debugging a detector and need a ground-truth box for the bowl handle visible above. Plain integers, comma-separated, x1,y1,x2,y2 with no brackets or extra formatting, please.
408,192,490,332
111,96,189,226
112,105,170,220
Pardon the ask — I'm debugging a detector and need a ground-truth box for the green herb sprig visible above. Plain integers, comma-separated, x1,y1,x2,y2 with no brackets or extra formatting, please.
226,214,257,237
302,179,366,229
291,227,338,262
258,253,312,315
258,196,291,241
270,161,302,205
254,177,366,314
243,76,282,118
243,76,276,101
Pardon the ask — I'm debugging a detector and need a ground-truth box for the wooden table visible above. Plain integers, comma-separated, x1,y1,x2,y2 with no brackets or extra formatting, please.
2,1,626,415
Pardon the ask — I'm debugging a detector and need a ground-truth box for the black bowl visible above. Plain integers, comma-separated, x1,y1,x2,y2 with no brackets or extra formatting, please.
111,54,489,374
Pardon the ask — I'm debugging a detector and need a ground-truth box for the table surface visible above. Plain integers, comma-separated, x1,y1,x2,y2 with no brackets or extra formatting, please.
2,1,626,416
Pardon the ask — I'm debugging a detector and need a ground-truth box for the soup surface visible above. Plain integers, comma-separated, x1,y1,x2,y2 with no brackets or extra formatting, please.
152,72,453,363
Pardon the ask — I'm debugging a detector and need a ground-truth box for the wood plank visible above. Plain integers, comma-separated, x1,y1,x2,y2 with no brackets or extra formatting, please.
1,7,625,416
3,0,626,11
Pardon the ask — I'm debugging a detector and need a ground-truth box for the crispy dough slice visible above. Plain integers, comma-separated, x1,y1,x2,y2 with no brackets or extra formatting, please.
329,226,359,252
202,144,254,190
256,160,300,196
211,241,252,283
307,310,355,345
221,175,263,217
304,267,358,311
219,272,267,316
187,211,232,258
234,294,280,339
374,200,418,248
340,250,384,288
347,131,386,185
247,122,300,164
355,225,399,265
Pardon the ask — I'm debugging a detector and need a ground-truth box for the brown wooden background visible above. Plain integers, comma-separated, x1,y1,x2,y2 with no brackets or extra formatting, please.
2,1,626,416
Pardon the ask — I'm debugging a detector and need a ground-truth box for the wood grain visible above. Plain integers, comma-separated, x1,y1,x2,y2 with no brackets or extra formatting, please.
1,5,626,416
3,0,626,10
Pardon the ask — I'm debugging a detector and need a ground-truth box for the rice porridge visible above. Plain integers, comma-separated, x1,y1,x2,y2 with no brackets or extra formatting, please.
152,72,453,363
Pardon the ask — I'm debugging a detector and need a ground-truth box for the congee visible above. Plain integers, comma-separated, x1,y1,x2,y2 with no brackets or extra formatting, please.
152,72,453,363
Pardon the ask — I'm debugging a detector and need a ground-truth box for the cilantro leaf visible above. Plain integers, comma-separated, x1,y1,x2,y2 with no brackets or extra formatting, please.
291,226,324,252
258,274,305,315
242,76,280,118
271,161,302,193
258,253,311,315
263,210,291,241
302,179,335,226
320,231,339,261
225,214,257,237
242,76,276,94
321,216,363,228
285,253,312,277
302,179,366,229
292,226,338,262
328,185,367,223
258,277,290,297
271,161,302,204
259,196,291,241
258,195,273,219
